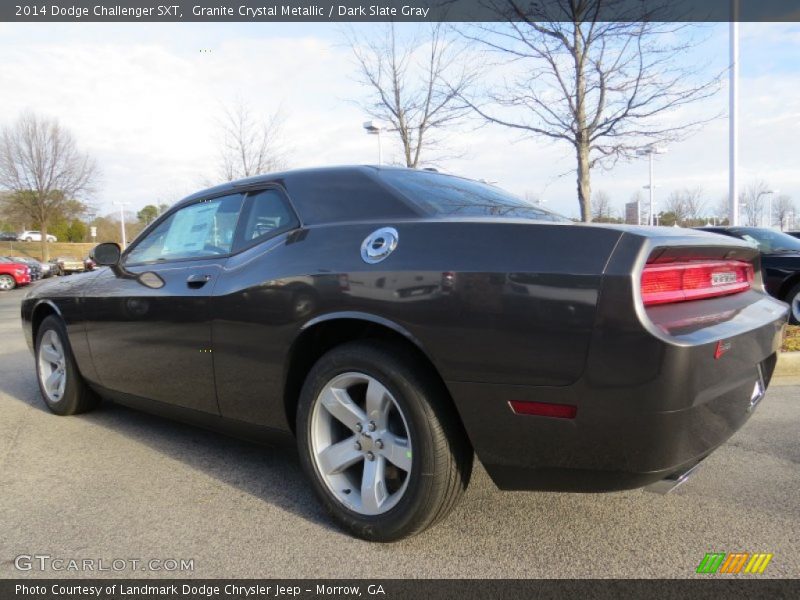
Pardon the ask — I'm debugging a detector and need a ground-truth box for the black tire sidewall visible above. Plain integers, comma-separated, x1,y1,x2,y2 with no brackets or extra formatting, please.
296,342,446,542
788,283,800,325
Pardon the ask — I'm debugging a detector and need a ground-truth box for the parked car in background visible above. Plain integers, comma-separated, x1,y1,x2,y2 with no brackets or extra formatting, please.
3,256,42,281
84,256,96,271
21,166,789,541
0,232,18,241
19,230,57,242
0,258,30,290
49,256,85,276
698,226,800,324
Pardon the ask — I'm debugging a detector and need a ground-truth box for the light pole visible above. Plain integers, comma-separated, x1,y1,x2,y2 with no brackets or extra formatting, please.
637,146,668,226
114,202,130,248
363,120,385,165
757,189,778,227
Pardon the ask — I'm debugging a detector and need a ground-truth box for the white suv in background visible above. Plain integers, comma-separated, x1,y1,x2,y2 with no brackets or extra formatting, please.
18,231,57,242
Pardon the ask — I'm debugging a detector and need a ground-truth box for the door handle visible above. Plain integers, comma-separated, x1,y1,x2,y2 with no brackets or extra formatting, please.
186,274,212,288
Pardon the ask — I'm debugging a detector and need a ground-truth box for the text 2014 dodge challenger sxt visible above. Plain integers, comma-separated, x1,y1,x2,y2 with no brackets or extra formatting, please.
22,166,788,541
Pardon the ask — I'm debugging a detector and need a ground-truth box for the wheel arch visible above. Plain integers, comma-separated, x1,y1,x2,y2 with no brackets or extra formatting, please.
31,300,63,344
283,312,458,436
778,272,800,301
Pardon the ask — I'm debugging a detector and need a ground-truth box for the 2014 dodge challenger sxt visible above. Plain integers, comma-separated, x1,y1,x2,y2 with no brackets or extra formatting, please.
22,166,788,541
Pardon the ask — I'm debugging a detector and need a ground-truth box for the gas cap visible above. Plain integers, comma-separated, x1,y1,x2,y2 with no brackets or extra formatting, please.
361,227,399,264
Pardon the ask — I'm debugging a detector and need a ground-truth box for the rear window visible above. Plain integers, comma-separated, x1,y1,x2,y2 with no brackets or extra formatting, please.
379,170,569,222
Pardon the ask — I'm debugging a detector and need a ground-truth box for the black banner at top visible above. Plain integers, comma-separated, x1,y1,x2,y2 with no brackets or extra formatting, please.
3,0,800,23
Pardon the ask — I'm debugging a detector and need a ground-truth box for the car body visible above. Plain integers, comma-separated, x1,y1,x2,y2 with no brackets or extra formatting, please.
4,256,43,281
786,231,800,240
49,256,85,275
0,258,30,290
0,231,18,241
21,166,788,540
19,230,57,242
697,227,800,324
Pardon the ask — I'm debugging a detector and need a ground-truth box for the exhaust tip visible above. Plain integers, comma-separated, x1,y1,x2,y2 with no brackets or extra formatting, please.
645,462,703,495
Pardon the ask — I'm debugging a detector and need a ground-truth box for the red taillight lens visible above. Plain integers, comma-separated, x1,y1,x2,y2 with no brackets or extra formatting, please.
641,260,753,306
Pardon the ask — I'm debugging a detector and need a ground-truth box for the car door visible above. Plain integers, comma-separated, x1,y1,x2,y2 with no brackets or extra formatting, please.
84,192,245,413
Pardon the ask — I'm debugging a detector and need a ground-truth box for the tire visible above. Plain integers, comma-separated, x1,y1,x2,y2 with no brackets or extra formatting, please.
787,283,800,325
296,340,472,542
35,315,100,415
0,274,16,291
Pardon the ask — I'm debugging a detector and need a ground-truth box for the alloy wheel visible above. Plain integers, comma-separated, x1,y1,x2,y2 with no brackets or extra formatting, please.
310,372,412,516
0,275,14,291
37,329,67,403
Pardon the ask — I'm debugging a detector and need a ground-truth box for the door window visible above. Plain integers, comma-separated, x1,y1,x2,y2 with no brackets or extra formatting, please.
125,194,244,264
234,188,298,251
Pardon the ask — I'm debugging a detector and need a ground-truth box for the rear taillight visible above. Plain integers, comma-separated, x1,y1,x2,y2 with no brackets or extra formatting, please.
641,260,753,306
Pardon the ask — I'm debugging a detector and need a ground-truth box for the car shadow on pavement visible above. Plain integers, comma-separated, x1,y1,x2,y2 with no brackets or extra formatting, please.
0,358,340,534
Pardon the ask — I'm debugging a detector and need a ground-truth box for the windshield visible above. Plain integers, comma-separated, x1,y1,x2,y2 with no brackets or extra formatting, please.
379,170,570,222
734,228,800,253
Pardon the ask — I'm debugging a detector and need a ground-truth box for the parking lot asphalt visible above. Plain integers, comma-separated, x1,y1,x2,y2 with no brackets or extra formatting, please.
0,283,798,579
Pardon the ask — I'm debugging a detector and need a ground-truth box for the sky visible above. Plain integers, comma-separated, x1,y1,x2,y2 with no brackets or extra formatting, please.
1,21,799,221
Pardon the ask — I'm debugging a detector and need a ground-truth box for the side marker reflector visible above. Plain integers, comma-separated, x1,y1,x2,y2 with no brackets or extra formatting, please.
509,400,577,419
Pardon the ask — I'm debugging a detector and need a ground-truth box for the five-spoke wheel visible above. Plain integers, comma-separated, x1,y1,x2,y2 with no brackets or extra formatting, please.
297,340,472,542
310,372,412,515
37,329,67,403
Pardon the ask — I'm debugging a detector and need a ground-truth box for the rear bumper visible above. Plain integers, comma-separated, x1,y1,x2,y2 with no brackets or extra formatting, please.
448,295,786,492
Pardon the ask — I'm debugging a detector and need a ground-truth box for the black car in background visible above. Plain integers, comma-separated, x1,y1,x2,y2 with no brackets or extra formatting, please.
698,227,800,324
0,232,18,241
21,166,788,541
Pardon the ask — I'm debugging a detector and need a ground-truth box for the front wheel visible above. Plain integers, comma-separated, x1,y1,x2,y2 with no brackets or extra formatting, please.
787,283,800,325
296,340,472,542
0,274,16,291
35,316,100,415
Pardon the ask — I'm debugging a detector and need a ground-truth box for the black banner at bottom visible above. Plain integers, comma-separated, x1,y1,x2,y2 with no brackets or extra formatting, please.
3,579,799,600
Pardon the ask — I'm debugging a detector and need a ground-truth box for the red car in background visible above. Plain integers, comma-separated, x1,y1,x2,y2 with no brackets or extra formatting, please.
0,258,31,291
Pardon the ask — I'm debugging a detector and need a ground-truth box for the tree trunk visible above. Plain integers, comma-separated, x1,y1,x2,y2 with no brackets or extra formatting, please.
40,222,50,262
573,26,591,222
576,141,592,222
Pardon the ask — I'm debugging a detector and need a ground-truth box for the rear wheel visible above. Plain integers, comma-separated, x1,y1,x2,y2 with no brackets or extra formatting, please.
35,315,100,415
0,274,15,291
788,283,800,325
296,340,472,542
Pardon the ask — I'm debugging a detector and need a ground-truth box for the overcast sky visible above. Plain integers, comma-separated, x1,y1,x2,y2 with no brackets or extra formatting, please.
1,21,799,220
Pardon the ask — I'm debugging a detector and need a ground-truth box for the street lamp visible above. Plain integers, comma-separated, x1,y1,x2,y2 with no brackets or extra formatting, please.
637,146,668,226
363,120,385,165
113,202,130,248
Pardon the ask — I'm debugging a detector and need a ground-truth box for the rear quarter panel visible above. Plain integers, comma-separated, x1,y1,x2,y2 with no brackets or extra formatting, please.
211,220,624,429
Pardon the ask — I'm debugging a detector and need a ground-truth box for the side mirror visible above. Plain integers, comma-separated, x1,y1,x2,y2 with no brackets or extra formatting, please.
91,242,121,266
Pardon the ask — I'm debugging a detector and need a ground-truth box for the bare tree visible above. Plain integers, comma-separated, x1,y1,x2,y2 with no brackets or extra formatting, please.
773,194,796,230
664,187,705,225
740,180,772,227
348,23,477,167
218,98,287,182
459,1,721,221
591,190,614,221
0,111,98,259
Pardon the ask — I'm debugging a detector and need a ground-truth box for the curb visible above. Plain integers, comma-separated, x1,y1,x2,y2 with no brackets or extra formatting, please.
774,352,800,378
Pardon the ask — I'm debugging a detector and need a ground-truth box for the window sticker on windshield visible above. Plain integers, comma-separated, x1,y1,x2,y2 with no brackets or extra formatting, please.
163,202,218,255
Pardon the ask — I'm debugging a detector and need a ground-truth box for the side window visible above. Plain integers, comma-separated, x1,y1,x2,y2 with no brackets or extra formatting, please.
234,188,298,251
125,194,244,264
